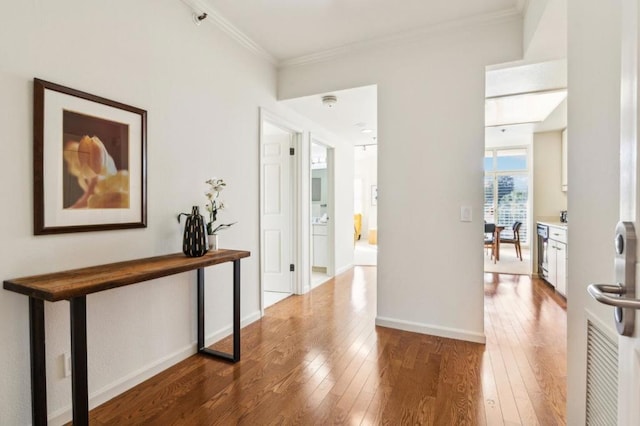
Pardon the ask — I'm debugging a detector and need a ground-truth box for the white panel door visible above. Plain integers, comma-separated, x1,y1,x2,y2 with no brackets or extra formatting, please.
586,2,640,424
261,133,292,293
618,2,640,423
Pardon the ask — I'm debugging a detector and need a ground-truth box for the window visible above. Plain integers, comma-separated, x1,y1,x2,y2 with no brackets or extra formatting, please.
484,148,530,244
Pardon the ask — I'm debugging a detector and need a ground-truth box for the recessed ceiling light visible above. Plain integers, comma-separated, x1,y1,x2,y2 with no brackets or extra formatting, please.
361,129,373,134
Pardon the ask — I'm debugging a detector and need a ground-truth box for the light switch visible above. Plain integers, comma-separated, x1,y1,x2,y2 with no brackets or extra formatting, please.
460,206,472,222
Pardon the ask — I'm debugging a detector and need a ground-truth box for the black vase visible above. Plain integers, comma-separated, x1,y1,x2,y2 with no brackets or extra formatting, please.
179,206,208,257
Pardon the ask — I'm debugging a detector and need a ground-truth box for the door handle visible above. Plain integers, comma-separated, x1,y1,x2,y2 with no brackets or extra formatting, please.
586,221,637,336
588,283,640,309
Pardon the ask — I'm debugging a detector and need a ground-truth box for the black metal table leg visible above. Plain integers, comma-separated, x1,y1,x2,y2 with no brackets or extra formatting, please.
197,262,241,362
197,268,204,351
29,297,47,426
232,259,241,362
70,296,89,426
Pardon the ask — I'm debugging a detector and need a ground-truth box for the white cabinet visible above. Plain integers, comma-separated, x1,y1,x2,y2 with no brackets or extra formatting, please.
561,128,568,192
547,244,558,287
548,225,568,297
312,225,328,268
555,242,567,296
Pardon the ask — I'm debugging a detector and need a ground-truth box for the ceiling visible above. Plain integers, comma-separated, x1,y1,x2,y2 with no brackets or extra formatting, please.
282,85,377,147
190,0,566,147
485,57,567,145
201,0,524,62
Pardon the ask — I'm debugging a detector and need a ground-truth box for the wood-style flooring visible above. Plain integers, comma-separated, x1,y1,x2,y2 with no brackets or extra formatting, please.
84,268,567,425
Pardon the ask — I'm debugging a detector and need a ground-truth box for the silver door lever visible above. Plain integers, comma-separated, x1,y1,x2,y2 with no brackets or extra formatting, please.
586,221,637,335
588,283,640,309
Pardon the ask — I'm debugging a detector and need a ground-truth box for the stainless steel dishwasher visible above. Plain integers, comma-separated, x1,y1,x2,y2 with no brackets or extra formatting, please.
537,223,549,281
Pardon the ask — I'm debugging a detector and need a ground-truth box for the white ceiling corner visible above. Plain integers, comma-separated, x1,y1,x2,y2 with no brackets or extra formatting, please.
180,0,277,64
191,0,523,67
279,6,522,69
181,0,565,148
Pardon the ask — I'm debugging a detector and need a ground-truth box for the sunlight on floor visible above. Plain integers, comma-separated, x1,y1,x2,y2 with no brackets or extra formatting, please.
354,239,377,266
484,246,531,275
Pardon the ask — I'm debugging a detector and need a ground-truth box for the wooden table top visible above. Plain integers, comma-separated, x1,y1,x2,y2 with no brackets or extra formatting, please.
3,249,250,302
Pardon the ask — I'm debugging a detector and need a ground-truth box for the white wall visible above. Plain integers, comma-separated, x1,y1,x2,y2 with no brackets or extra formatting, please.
533,131,568,221
354,146,378,238
566,0,621,424
485,132,532,149
0,1,355,423
523,0,550,55
279,17,522,343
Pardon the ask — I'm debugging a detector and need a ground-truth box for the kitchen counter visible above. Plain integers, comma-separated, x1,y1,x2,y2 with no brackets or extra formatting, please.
538,220,568,229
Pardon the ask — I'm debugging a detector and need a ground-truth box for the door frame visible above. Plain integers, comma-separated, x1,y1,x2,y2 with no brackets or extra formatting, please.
309,135,336,282
259,108,306,314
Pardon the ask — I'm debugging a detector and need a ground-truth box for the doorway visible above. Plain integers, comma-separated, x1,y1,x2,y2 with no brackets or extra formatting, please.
353,144,378,266
259,115,301,309
310,139,335,288
483,147,532,275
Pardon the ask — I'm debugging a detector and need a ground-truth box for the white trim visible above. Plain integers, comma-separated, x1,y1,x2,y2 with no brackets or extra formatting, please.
311,276,333,290
204,311,262,347
48,310,261,426
335,264,353,276
260,108,305,135
180,1,521,69
259,108,306,315
375,316,487,344
179,0,277,64
517,0,530,14
309,135,336,283
279,8,522,69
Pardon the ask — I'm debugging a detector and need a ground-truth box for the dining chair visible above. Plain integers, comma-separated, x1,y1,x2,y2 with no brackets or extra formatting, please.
484,223,496,263
499,221,523,261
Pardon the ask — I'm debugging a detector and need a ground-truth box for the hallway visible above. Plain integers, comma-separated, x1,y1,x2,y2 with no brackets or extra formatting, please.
86,268,566,425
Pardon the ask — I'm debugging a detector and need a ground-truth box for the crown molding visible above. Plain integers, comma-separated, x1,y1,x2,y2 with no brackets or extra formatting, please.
278,7,523,69
180,0,277,65
180,0,523,70
518,0,531,14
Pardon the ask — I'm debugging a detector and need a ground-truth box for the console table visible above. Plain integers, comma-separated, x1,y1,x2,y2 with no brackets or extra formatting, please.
3,249,250,426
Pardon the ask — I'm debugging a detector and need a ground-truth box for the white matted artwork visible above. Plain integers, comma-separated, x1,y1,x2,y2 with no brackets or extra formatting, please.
33,78,147,234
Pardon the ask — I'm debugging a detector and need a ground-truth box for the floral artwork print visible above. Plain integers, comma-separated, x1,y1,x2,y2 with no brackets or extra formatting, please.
62,110,130,209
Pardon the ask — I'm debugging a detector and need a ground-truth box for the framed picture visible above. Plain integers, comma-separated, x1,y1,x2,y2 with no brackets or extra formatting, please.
33,78,147,234
371,185,377,206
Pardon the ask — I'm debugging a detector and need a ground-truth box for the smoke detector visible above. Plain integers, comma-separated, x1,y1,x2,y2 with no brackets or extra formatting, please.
322,95,337,108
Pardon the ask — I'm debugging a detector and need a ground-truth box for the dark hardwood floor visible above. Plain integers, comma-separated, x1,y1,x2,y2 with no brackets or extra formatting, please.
83,268,566,425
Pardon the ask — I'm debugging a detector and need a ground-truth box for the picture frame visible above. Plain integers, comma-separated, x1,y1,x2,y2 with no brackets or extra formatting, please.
371,185,377,206
33,78,147,234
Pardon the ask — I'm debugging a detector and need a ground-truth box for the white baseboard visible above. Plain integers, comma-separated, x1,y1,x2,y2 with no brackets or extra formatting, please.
48,310,261,426
335,264,353,275
204,311,261,347
375,316,486,344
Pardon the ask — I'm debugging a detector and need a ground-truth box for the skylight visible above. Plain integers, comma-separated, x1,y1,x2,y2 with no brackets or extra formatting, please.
485,89,567,127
